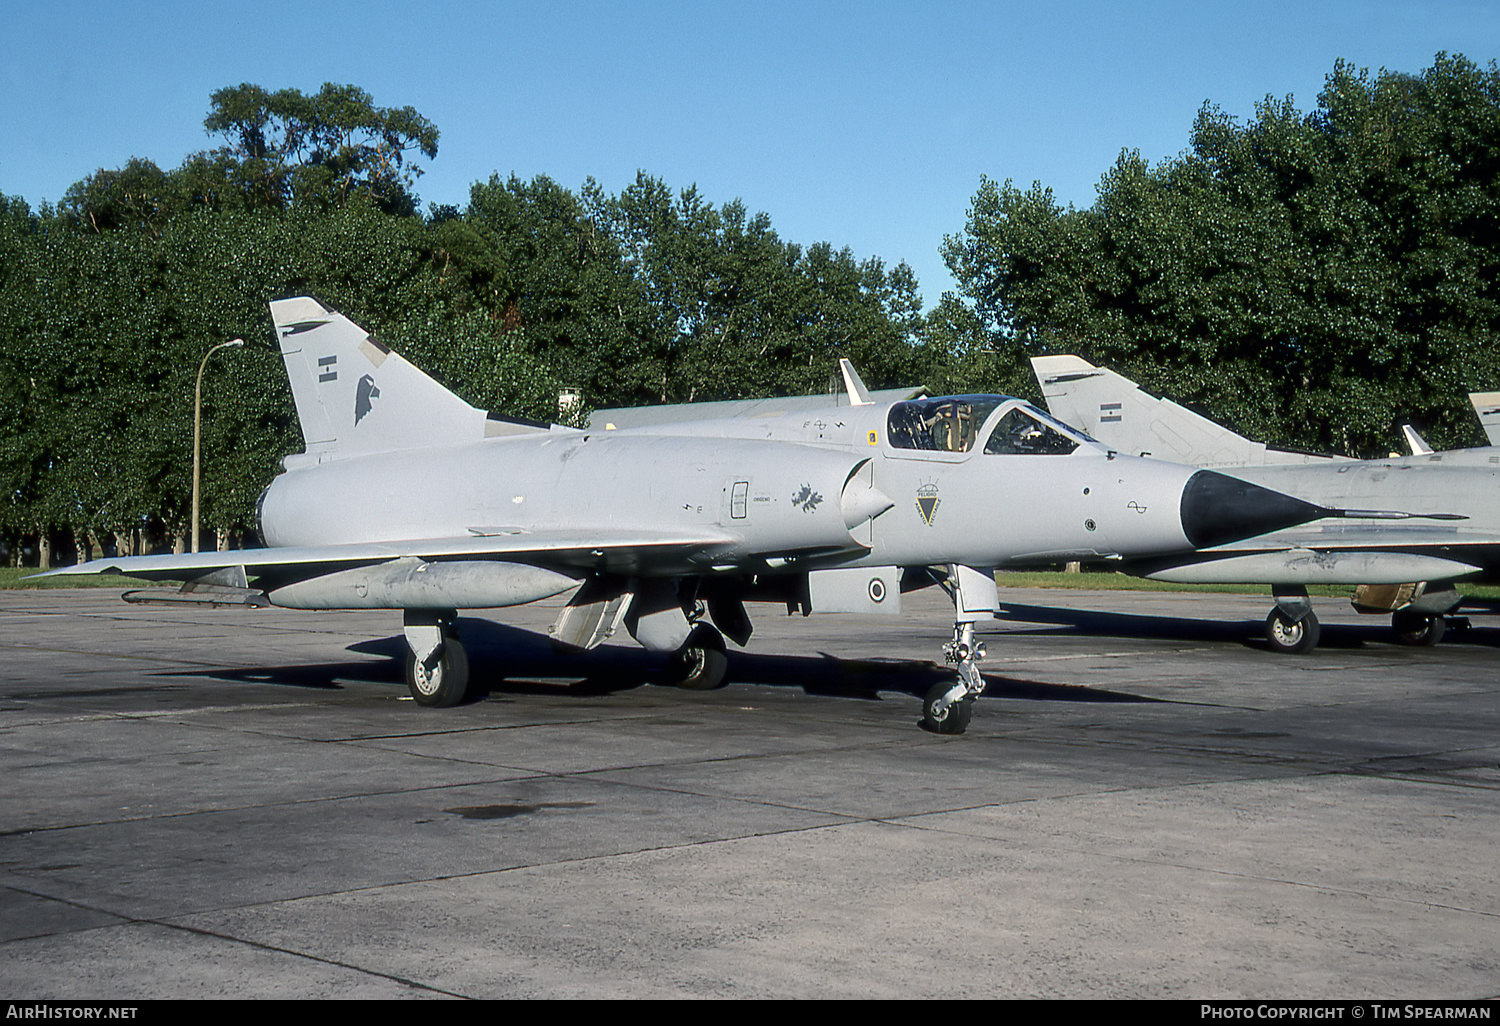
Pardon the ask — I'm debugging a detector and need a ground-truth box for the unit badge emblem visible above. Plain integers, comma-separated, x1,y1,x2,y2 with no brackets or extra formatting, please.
915,481,941,526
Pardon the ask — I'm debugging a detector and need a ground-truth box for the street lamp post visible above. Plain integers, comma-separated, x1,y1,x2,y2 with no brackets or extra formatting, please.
192,339,244,553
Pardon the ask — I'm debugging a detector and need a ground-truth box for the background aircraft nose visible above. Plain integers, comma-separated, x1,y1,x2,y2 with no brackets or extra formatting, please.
1180,470,1327,549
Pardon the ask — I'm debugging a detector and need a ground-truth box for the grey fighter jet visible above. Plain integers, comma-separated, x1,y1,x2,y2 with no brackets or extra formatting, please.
1032,355,1494,653
42,299,1337,733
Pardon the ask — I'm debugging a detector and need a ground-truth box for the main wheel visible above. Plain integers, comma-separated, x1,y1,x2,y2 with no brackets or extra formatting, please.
1265,608,1320,654
665,625,729,690
405,636,470,707
922,682,973,735
1392,610,1446,647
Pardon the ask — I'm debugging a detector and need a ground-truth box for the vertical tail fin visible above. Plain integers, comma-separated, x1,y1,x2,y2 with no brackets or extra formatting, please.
270,297,489,459
1469,392,1500,447
1030,355,1338,466
1401,424,1433,455
839,359,874,405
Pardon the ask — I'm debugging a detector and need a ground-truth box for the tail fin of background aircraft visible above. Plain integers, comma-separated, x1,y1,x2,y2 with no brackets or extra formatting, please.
1030,355,1339,467
270,297,512,461
1469,392,1500,447
839,359,875,406
1401,424,1433,455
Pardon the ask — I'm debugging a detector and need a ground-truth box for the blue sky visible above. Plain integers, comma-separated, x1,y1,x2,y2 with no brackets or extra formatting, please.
4,1,1496,307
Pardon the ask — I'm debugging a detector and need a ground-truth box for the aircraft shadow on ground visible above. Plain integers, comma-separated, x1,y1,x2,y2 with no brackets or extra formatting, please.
995,600,1500,651
160,616,1158,706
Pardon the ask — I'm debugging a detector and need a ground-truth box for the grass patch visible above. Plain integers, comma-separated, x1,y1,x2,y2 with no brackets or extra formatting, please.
0,568,142,589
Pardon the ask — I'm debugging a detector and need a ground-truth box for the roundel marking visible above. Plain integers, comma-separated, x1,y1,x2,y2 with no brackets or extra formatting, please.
868,577,887,603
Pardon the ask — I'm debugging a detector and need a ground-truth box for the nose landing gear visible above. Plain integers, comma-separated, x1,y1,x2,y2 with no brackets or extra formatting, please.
921,565,997,735
923,621,986,734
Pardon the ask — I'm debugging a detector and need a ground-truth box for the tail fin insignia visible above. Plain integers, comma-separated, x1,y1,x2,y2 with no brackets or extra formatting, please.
355,375,380,424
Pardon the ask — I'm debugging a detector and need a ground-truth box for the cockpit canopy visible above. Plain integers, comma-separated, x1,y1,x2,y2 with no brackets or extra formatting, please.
885,395,1092,455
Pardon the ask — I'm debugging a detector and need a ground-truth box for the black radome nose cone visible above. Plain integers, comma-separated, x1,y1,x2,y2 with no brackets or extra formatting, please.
1180,471,1327,549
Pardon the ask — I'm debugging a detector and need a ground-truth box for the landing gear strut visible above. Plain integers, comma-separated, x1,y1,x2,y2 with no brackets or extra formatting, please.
923,621,985,734
404,609,470,707
922,564,996,735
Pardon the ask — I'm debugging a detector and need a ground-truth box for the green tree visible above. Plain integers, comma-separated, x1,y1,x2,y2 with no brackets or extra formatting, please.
57,157,177,236
201,83,440,215
0,84,934,561
585,172,928,404
463,173,648,407
943,53,1500,456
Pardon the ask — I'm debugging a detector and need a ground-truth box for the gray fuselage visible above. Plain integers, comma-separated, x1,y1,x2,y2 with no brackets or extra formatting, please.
258,398,1211,578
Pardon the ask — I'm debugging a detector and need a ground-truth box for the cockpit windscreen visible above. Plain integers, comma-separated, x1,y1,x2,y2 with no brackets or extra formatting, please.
983,407,1081,455
885,397,1007,453
886,397,1090,456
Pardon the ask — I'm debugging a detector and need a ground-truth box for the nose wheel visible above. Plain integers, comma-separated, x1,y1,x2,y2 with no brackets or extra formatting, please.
923,621,986,734
923,682,974,734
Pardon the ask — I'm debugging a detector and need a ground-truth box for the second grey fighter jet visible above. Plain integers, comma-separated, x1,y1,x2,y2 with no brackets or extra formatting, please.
1033,355,1493,653
45,299,1342,732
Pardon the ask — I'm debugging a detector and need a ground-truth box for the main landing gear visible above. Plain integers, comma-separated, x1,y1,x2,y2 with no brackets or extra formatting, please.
662,623,730,690
1264,586,1320,655
1391,609,1446,647
399,594,732,708
403,609,470,707
1265,607,1321,654
1350,581,1461,649
1265,582,1460,653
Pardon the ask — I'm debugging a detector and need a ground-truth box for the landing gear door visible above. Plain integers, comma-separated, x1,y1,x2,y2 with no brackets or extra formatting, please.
949,563,998,622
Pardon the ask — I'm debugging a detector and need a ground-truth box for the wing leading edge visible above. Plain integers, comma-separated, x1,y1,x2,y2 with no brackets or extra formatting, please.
38,527,741,583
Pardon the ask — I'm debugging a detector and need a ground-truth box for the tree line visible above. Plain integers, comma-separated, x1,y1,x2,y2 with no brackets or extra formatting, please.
0,85,938,564
940,52,1500,457
4,55,1499,565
